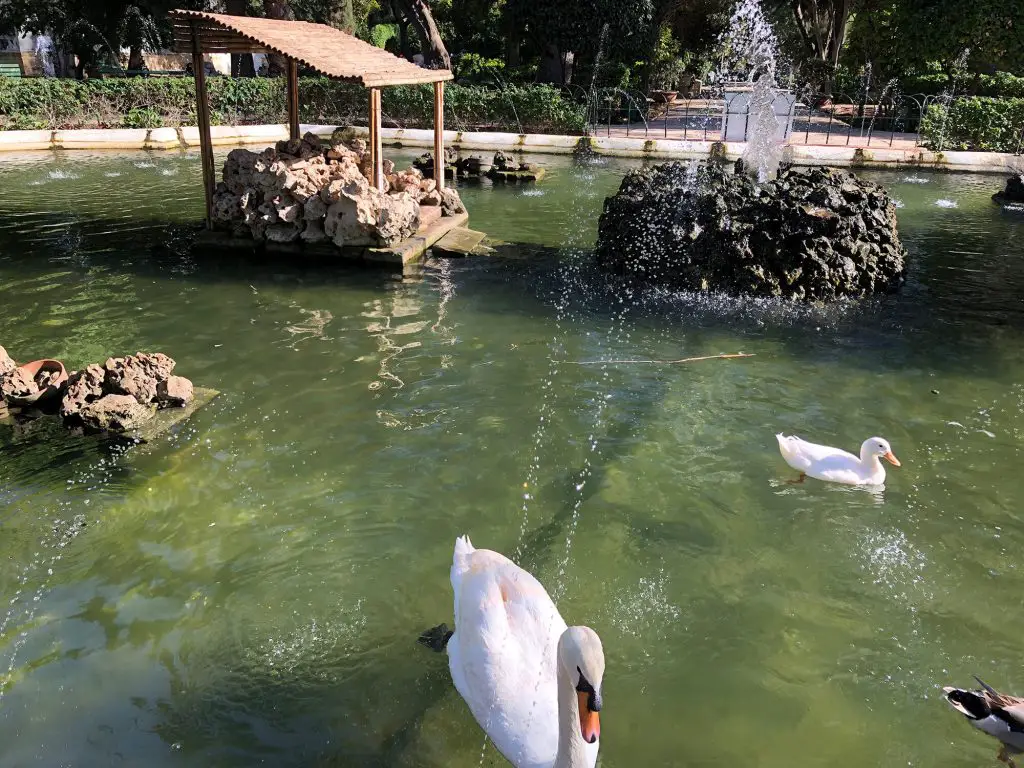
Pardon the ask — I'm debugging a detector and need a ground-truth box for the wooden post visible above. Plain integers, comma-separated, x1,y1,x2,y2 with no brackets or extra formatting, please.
190,22,216,230
367,88,377,187
433,81,445,190
287,58,300,140
369,87,384,191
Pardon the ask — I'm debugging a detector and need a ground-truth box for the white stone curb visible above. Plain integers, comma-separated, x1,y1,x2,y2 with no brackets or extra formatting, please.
1,123,1022,174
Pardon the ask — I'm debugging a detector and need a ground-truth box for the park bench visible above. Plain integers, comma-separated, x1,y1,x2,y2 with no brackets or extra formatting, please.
0,62,22,78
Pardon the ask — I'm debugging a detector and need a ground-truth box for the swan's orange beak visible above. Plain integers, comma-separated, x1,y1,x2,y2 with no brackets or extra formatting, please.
883,450,901,467
578,691,600,744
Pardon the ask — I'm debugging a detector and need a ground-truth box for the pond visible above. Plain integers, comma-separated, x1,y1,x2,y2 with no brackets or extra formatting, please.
0,147,1023,768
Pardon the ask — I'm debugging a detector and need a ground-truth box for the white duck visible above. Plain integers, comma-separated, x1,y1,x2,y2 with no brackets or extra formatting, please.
776,433,901,485
445,535,604,768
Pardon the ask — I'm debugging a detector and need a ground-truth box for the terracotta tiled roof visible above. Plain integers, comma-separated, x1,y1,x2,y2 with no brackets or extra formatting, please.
170,10,452,87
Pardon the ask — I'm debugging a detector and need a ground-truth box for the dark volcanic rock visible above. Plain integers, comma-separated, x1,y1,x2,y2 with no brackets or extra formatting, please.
79,394,154,433
993,174,1024,204
595,163,907,301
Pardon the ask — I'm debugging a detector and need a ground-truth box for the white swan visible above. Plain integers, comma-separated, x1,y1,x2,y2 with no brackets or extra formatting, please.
776,433,901,485
446,535,604,768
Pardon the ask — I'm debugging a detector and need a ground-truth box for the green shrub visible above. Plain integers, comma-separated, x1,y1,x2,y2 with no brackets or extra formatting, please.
901,71,1024,98
920,96,1024,152
452,53,505,85
0,76,587,135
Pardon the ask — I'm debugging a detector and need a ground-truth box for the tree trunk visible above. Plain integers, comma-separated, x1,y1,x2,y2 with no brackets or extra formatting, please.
231,53,256,76
263,0,295,75
393,0,450,69
537,44,573,85
504,12,520,67
330,0,356,33
792,0,850,66
127,45,144,71
226,0,256,75
825,0,851,68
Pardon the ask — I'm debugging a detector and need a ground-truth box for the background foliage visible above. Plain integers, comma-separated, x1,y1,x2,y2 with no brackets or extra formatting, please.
0,75,588,134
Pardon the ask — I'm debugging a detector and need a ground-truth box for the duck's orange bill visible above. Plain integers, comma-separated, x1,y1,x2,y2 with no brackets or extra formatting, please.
883,450,901,467
578,692,600,743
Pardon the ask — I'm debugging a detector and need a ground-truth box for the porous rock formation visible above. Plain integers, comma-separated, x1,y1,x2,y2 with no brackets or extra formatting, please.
211,132,464,248
60,353,193,433
0,346,14,384
595,163,907,301
1,350,194,434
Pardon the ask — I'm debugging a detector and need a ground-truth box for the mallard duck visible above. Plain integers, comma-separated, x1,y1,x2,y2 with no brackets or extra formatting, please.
944,678,1024,767
776,433,901,485
441,535,604,768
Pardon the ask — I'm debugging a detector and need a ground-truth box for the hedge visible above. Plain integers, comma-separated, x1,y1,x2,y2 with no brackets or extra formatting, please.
0,76,588,135
919,96,1024,152
901,72,1024,99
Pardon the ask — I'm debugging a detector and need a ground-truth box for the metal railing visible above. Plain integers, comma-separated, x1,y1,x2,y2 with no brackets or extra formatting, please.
577,86,1024,154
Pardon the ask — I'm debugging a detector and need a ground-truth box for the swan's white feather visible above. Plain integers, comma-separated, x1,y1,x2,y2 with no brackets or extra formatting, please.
447,539,597,768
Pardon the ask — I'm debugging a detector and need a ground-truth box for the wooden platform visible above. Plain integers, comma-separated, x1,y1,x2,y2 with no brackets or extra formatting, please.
193,211,471,267
129,387,220,443
432,227,488,257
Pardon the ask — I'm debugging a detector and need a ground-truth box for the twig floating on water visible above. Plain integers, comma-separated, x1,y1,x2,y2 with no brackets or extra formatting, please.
568,352,755,365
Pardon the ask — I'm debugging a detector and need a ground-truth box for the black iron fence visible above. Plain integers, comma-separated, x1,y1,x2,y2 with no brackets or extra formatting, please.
575,85,1024,154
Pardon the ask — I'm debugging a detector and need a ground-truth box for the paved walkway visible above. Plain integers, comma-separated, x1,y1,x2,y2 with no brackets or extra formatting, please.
601,100,922,151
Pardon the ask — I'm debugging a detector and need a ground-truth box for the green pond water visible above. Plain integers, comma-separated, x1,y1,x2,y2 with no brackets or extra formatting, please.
1,148,1023,768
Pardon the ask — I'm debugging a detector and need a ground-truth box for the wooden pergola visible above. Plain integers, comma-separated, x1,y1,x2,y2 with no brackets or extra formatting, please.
169,10,453,230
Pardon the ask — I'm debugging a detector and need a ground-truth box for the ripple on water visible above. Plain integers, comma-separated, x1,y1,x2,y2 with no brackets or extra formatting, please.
934,199,958,208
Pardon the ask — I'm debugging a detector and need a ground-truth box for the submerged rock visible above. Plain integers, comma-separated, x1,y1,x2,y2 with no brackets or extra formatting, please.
79,394,154,433
595,163,907,301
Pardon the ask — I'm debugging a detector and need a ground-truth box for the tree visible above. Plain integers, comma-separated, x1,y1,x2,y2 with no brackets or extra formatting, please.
790,0,852,67
844,0,1024,83
506,0,654,86
262,0,294,74
393,0,450,68
0,0,206,78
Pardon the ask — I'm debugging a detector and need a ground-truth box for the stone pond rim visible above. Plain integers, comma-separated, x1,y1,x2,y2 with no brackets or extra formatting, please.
594,162,908,302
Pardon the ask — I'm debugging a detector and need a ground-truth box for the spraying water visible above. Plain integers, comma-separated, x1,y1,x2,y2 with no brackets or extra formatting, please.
33,35,56,77
719,0,783,181
932,48,971,152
